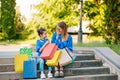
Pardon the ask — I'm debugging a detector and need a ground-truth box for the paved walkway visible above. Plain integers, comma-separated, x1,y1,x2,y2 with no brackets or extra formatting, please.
0,44,33,52
0,44,36,57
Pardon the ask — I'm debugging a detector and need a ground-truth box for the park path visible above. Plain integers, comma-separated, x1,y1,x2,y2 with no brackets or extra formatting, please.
0,44,34,51
0,44,35,57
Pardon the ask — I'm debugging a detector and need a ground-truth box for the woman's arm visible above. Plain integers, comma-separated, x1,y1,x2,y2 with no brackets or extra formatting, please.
66,35,73,52
51,32,57,43
51,32,61,45
53,35,73,51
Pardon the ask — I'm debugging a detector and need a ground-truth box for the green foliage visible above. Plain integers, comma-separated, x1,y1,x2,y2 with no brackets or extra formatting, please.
25,20,39,40
1,0,16,40
14,13,25,32
103,0,120,44
83,0,120,44
83,1,103,36
1,0,119,44
0,1,1,32
14,12,28,40
0,0,30,40
32,0,80,36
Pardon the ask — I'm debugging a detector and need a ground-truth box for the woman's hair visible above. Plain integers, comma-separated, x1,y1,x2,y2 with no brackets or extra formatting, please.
37,27,46,36
57,21,67,37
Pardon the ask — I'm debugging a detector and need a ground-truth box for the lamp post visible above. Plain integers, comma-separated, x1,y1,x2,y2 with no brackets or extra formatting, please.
78,0,83,43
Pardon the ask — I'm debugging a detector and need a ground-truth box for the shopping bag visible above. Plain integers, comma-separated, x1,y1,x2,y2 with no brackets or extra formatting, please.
59,49,73,66
14,54,28,72
40,41,49,51
40,43,58,59
23,59,37,79
20,48,32,58
66,48,76,61
46,50,61,66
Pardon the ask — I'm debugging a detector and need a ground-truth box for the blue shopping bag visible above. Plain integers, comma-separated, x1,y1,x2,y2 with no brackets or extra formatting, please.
23,59,37,79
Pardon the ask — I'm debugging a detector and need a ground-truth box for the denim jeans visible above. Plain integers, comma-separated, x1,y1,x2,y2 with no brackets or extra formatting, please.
37,57,52,72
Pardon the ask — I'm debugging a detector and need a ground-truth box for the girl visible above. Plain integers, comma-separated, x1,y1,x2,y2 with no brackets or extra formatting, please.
36,27,53,79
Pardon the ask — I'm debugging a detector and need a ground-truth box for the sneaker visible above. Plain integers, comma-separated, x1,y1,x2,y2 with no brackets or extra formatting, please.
47,72,53,78
40,73,46,79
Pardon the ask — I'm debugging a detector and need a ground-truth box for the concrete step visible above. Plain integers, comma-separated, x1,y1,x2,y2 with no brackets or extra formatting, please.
0,72,22,80
73,49,94,54
0,51,19,58
0,72,117,80
45,74,118,80
0,64,14,72
0,57,14,64
0,53,94,64
66,60,102,68
0,59,102,72
64,67,110,76
75,53,95,61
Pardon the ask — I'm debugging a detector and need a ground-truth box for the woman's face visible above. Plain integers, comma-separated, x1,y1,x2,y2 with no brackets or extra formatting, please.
56,26,63,34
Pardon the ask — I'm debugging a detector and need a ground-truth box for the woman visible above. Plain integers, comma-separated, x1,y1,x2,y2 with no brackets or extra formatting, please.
51,21,73,78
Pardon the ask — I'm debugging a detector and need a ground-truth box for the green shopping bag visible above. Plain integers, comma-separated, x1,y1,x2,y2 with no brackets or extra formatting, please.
20,48,32,58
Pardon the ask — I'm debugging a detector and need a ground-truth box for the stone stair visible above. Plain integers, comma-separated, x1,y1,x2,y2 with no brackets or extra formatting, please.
0,50,118,80
0,57,22,80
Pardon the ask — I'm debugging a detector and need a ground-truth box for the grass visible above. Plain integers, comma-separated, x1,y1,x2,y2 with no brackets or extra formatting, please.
74,41,107,47
0,39,120,55
74,41,120,55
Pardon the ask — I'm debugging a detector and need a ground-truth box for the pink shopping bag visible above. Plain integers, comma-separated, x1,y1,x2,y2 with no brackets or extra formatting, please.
40,43,58,59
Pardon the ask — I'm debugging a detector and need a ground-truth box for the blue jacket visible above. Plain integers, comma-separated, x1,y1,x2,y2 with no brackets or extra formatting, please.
36,38,48,56
51,32,73,52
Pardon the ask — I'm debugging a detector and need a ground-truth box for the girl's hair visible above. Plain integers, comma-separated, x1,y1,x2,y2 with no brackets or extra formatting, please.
57,21,67,37
37,27,46,36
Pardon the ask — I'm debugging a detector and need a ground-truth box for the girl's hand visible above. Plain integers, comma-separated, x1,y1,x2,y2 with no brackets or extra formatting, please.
42,41,49,48
39,41,49,52
45,40,49,45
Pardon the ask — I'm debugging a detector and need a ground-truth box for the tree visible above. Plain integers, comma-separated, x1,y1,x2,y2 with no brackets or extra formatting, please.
1,0,16,40
103,0,120,44
32,0,80,37
28,0,120,44
14,12,29,40
83,0,120,44
0,1,1,32
82,1,103,36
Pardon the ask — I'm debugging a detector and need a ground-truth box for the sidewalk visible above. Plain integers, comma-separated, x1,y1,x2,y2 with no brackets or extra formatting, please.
0,44,36,57
0,44,33,52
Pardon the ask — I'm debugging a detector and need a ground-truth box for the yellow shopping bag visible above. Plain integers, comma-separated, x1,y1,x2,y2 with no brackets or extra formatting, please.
46,50,61,66
14,54,28,72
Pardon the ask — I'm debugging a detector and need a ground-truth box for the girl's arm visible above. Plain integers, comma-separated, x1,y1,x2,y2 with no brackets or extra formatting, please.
39,40,49,52
36,40,41,52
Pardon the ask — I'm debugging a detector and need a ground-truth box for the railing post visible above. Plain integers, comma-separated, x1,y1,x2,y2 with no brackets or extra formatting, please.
78,0,83,44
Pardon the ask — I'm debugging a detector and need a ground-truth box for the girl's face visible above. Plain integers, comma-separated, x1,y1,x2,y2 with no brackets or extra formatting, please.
40,31,47,39
56,26,63,34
